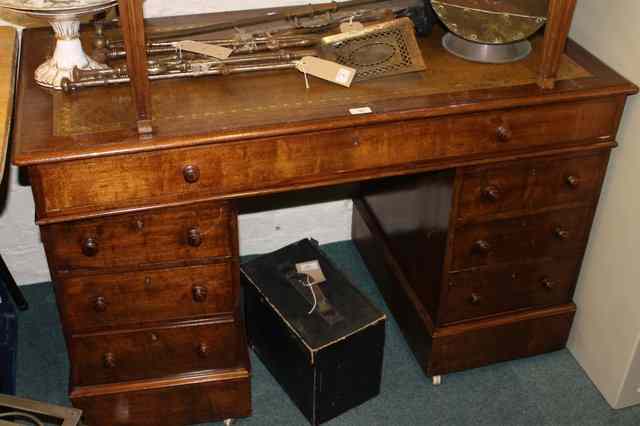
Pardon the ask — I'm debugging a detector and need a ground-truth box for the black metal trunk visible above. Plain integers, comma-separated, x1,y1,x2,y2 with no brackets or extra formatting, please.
242,239,386,425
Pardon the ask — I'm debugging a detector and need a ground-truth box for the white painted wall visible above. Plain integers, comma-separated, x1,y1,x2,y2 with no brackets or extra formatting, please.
567,0,640,410
0,1,352,285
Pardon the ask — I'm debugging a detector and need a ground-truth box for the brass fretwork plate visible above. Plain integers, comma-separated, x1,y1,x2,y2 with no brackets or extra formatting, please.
320,17,426,82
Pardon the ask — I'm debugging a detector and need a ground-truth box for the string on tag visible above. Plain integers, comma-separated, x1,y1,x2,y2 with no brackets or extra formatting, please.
301,274,318,315
296,59,310,89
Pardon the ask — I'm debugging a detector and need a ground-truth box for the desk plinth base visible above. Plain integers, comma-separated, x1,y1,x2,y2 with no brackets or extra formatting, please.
70,369,251,426
352,198,575,378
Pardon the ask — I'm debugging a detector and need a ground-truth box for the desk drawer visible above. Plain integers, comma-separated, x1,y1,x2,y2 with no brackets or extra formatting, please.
43,202,234,274
71,319,241,386
458,152,608,221
35,98,618,219
58,263,236,332
443,259,578,324
451,207,591,271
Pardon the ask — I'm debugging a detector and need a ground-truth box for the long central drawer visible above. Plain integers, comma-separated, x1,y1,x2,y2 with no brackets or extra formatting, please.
34,98,618,219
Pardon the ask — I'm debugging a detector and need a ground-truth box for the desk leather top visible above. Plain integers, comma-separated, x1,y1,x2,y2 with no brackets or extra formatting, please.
11,11,638,167
0,27,17,183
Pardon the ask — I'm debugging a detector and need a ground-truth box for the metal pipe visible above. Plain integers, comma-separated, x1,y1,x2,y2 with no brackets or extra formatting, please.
106,35,320,60
62,61,299,92
105,0,389,43
65,49,316,91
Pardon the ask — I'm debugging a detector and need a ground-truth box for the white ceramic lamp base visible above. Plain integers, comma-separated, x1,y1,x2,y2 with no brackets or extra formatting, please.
34,19,108,89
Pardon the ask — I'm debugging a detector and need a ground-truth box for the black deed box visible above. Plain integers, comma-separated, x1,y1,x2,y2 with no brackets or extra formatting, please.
242,239,386,425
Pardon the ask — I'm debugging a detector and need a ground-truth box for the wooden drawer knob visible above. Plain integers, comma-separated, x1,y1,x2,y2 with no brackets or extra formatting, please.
482,185,501,202
103,353,116,369
473,240,492,254
197,342,209,358
82,237,99,257
93,296,107,313
469,293,482,305
183,165,201,184
541,278,555,290
192,286,208,303
496,125,513,142
187,227,203,247
554,228,570,240
566,175,580,189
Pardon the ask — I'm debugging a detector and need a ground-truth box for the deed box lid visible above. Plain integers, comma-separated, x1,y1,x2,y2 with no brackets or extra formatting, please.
241,239,385,351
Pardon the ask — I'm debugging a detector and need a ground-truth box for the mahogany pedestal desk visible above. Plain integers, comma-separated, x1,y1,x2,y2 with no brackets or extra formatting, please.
12,22,637,426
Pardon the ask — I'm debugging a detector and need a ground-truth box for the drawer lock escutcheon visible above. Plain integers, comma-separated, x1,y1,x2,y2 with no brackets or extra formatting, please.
187,227,203,247
102,352,116,369
197,343,209,358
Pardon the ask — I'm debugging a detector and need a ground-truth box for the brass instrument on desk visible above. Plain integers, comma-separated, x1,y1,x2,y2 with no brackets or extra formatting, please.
431,0,549,63
104,34,322,61
62,50,315,92
64,17,426,92
92,0,436,63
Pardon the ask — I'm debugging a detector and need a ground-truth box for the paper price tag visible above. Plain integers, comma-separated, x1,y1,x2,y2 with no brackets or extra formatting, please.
296,260,327,285
349,107,373,115
340,21,365,33
177,40,233,60
296,56,356,88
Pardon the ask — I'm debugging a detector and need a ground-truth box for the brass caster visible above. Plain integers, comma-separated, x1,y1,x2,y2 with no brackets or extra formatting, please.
432,375,443,386
224,419,236,426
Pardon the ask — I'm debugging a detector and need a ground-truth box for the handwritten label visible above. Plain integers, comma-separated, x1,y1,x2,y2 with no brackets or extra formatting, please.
296,56,356,88
296,260,327,285
340,21,365,33
177,40,233,59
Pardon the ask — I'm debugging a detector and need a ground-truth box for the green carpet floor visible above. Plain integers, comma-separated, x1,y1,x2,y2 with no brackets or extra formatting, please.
13,241,640,425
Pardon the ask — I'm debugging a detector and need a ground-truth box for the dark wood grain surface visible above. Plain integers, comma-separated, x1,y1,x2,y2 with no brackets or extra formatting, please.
42,202,234,274
12,24,636,167
72,371,251,426
57,262,236,332
71,318,241,386
451,206,592,271
32,97,619,223
444,258,579,324
10,5,638,421
457,152,609,222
